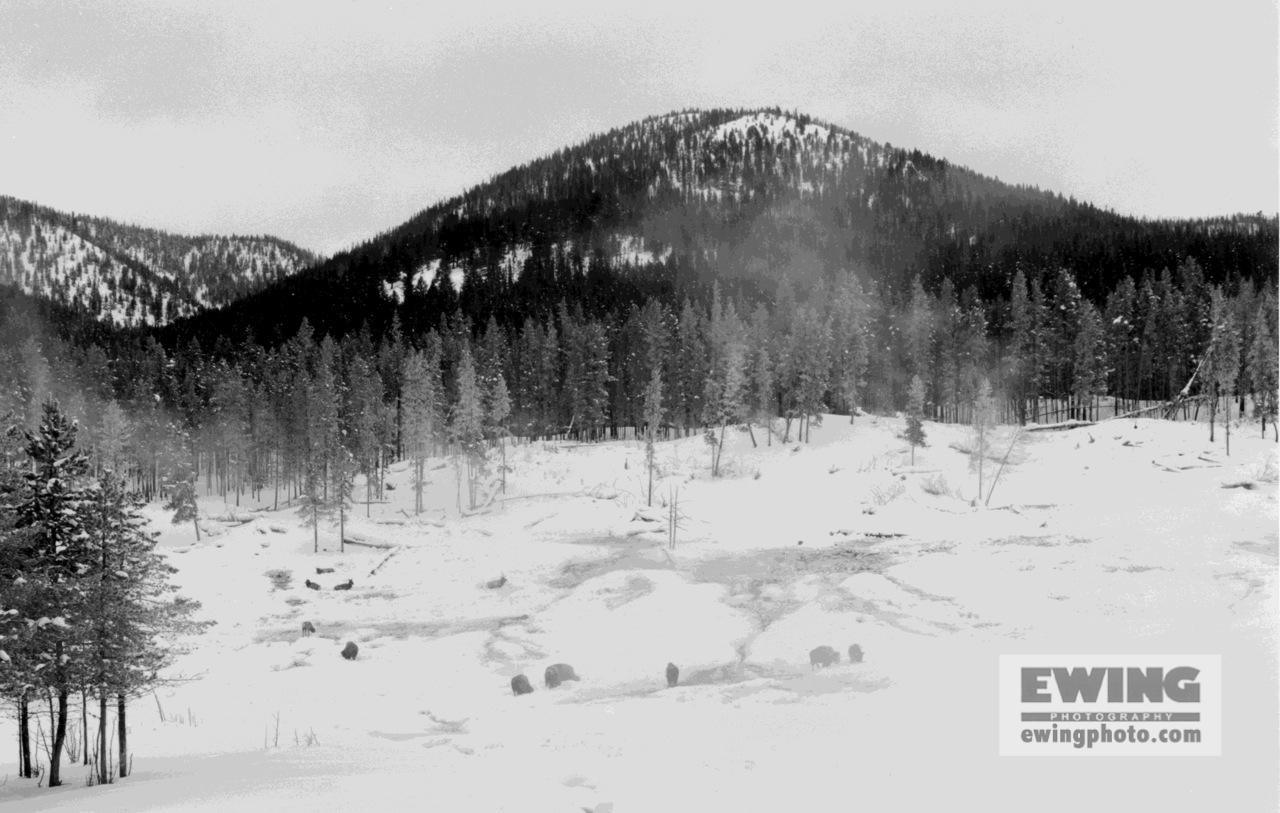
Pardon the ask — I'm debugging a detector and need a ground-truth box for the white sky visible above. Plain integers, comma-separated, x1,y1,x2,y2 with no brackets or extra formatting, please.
1,0,1276,257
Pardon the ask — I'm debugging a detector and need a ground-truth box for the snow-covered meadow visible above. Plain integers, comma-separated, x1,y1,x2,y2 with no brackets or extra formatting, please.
1,414,1276,811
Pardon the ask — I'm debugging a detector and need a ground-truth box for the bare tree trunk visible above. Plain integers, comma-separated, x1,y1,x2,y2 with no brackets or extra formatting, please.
117,694,128,778
82,689,89,765
48,684,68,787
98,694,108,784
1224,397,1231,456
19,696,32,778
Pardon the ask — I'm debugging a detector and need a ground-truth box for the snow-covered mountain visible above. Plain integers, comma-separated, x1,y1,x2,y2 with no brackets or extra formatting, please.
34,105,1262,346
0,196,317,326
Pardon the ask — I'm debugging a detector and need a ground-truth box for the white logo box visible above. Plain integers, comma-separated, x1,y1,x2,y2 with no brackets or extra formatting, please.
998,655,1221,756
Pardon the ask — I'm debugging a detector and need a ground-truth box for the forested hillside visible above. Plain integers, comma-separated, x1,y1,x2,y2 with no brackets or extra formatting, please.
159,108,1276,346
0,196,317,326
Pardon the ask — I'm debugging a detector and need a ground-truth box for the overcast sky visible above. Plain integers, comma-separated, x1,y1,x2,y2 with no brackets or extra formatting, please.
1,1,1276,257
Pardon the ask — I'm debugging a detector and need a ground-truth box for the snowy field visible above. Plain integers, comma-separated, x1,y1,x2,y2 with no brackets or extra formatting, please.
1,414,1276,811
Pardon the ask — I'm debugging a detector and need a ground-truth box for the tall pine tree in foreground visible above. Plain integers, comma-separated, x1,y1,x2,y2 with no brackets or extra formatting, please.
10,401,92,787
82,474,209,782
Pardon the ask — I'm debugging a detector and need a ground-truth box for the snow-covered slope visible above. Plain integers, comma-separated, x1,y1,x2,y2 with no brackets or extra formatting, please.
0,196,316,326
0,414,1274,811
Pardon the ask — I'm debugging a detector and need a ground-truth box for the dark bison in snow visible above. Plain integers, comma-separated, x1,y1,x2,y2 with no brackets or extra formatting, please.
544,663,580,688
666,662,679,688
301,621,316,636
810,645,840,670
341,641,359,660
511,674,533,695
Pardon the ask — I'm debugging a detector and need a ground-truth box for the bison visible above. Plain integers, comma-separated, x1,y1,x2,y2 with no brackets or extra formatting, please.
809,645,840,671
544,663,580,688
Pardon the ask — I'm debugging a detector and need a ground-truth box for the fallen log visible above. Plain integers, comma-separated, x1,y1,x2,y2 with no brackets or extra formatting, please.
343,537,394,549
1026,420,1096,432
1111,394,1213,422
368,547,401,576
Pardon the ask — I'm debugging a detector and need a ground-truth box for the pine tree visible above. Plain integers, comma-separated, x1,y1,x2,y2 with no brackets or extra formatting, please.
968,377,996,503
1247,298,1278,440
451,344,486,510
748,305,776,445
487,373,512,494
905,276,934,389
163,441,201,542
0,411,38,777
1208,289,1240,455
1072,301,1107,421
905,374,927,465
9,401,93,787
401,347,440,514
331,444,356,553
345,356,384,516
96,400,132,481
643,366,664,506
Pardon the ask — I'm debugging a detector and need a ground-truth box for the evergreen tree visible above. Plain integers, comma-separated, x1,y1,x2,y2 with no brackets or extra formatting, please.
905,276,934,388
643,366,664,506
163,436,200,542
1247,298,1279,440
345,355,385,515
10,401,93,787
451,344,487,511
401,348,439,515
488,373,512,494
1208,288,1240,454
96,400,132,479
80,474,209,782
905,374,927,465
968,377,996,503
1072,301,1107,421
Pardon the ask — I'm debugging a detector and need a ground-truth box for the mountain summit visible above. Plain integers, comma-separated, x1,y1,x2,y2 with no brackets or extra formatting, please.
162,107,1271,348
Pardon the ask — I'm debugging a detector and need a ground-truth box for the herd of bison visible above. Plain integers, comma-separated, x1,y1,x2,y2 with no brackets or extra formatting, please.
293,568,868,692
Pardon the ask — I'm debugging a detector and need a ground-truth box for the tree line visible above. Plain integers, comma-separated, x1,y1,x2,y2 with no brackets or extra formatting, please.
1,252,1275,530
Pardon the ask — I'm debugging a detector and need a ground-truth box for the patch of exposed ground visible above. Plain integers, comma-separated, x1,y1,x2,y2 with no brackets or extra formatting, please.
989,535,1092,547
254,613,533,645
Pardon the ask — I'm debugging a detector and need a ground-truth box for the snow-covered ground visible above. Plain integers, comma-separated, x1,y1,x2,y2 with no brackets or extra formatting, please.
1,415,1276,811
